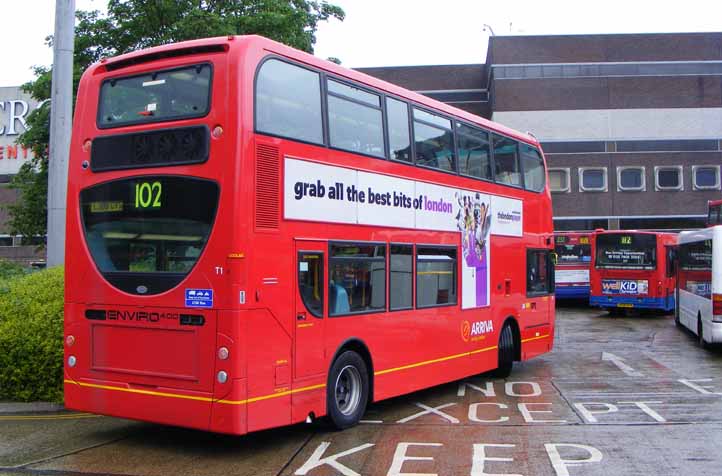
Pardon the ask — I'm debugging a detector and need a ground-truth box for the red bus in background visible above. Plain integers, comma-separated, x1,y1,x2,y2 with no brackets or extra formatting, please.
590,230,677,312
64,35,555,436
707,199,722,227
554,232,592,299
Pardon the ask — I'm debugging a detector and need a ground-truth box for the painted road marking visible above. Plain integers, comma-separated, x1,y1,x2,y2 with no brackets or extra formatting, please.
601,352,644,377
0,412,101,421
295,441,604,476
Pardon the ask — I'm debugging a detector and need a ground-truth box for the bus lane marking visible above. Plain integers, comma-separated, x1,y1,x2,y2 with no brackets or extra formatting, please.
388,442,443,476
601,352,644,377
294,441,605,476
678,378,722,395
573,401,666,423
397,403,460,424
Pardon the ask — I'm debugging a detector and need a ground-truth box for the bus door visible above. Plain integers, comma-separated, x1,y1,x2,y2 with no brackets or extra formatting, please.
294,241,326,379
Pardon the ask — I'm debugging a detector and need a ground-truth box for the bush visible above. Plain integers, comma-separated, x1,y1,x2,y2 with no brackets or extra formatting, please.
0,258,26,283
0,267,64,402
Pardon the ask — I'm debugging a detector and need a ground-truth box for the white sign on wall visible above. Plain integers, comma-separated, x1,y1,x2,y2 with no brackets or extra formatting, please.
284,157,524,309
0,86,40,176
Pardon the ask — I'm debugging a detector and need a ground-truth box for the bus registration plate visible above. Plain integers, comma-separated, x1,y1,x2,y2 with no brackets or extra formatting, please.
617,303,634,308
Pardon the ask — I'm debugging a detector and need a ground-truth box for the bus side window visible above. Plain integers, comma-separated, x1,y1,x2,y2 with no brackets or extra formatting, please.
666,246,678,277
298,252,323,317
527,249,554,296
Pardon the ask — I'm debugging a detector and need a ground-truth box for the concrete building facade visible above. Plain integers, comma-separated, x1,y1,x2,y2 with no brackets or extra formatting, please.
359,32,722,231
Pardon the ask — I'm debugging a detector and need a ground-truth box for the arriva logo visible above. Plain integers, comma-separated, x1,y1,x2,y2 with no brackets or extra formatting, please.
461,320,494,342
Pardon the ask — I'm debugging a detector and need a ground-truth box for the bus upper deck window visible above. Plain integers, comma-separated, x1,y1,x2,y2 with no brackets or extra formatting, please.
98,64,212,128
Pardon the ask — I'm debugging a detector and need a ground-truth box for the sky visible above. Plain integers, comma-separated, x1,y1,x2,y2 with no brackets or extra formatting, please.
2,0,721,87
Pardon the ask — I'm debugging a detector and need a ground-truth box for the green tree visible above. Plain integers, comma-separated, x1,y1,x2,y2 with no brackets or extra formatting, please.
7,0,344,242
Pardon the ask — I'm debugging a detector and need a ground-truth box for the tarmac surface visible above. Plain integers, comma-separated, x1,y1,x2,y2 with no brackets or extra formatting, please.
3,303,722,475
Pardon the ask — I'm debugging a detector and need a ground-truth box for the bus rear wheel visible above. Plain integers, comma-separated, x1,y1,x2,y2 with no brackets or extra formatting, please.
326,351,369,430
493,323,515,378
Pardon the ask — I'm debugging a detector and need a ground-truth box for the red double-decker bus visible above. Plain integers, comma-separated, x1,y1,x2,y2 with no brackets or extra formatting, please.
707,199,722,227
554,231,592,299
590,230,677,312
64,36,555,435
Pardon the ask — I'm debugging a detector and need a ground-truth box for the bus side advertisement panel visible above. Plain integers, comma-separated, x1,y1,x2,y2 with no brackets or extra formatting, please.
283,157,524,310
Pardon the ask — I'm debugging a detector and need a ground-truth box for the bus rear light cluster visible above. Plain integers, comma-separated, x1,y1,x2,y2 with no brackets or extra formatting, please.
217,371,228,384
68,356,77,368
218,347,229,360
712,294,722,322
65,335,75,347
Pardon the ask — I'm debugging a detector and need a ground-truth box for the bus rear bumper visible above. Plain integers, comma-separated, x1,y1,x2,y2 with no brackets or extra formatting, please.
590,295,675,311
64,376,248,435
555,285,590,299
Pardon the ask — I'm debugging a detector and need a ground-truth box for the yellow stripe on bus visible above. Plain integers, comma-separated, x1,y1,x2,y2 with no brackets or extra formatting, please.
375,345,498,376
416,271,453,275
63,335,550,406
521,334,550,344
63,379,325,406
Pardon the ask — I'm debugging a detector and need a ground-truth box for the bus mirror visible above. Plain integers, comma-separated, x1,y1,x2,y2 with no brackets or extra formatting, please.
551,252,558,266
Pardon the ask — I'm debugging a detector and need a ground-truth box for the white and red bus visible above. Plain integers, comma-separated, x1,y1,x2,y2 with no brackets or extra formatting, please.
590,230,677,312
554,231,592,299
707,199,722,227
64,36,555,435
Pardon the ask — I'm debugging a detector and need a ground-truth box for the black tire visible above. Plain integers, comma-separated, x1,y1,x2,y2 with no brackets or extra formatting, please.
492,323,515,378
326,351,369,430
698,317,710,350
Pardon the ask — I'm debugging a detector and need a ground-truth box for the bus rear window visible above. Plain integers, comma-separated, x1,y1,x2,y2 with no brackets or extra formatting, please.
98,64,212,128
80,176,219,295
555,243,591,264
595,234,656,270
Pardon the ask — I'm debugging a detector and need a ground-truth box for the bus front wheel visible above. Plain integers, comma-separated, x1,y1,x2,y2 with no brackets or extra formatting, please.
493,323,515,378
698,317,710,350
326,351,369,430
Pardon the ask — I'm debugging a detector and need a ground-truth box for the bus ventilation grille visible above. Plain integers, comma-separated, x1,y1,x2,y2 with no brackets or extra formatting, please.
255,143,280,229
91,126,209,172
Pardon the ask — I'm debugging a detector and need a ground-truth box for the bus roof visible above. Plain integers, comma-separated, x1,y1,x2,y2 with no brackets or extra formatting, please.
679,225,722,245
95,35,540,147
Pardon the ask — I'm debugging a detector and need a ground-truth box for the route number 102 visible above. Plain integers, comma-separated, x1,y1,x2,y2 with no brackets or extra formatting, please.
134,181,162,209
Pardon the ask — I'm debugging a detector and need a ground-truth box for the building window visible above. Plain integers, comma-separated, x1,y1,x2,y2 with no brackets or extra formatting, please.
416,246,457,308
548,168,570,193
389,244,413,311
693,165,721,190
329,243,386,316
617,166,645,192
579,167,607,192
655,166,683,191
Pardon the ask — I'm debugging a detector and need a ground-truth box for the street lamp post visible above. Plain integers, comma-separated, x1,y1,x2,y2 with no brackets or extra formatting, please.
47,0,75,266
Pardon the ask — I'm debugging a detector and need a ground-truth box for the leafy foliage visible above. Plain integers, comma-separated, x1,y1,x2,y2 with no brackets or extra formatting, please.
0,267,64,402
8,0,344,240
0,259,27,283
